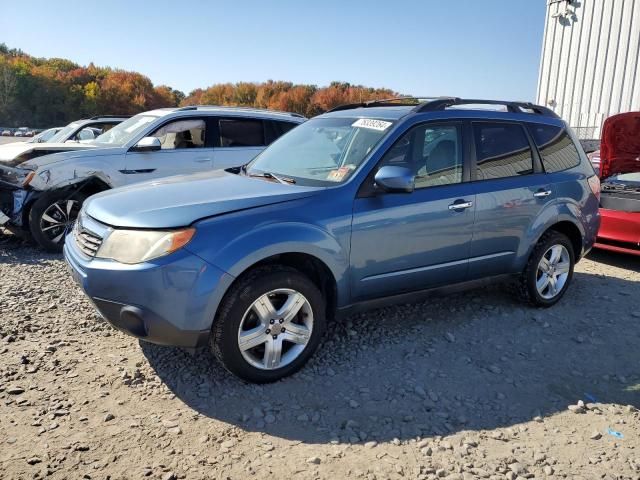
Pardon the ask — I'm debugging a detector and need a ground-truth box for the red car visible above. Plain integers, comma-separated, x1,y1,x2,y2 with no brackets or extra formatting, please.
591,112,640,255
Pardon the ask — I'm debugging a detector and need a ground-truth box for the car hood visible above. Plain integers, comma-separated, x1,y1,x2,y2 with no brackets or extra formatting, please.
600,112,640,180
85,170,323,228
600,153,640,180
0,142,97,167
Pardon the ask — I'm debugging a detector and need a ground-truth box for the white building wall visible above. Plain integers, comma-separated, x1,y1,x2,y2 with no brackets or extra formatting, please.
537,0,640,138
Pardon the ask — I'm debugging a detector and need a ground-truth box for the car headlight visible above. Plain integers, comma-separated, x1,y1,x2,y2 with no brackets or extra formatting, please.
96,228,196,264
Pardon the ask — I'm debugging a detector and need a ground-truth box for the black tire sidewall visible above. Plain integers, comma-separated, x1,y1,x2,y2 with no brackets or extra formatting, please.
212,267,326,383
28,190,87,252
526,232,575,307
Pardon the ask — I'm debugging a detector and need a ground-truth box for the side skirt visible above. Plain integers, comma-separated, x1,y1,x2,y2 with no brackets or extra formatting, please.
336,273,518,320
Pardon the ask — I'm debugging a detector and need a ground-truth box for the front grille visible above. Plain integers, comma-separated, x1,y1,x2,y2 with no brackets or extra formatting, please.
73,220,103,258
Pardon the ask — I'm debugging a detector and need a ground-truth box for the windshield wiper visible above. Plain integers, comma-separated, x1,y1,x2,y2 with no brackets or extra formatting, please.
249,171,296,184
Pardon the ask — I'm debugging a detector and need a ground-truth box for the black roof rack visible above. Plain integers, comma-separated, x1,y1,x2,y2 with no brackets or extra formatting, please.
88,115,131,120
326,96,437,113
413,98,559,117
326,96,559,118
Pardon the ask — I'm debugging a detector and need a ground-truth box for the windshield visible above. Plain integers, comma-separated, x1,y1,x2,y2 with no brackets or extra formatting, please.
49,123,80,143
246,117,393,186
93,115,157,147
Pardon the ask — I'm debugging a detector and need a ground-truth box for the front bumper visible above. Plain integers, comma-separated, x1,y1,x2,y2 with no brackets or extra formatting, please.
0,183,30,228
64,232,235,348
594,208,640,256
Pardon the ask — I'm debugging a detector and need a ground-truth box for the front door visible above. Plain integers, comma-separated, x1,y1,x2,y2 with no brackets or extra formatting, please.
350,122,476,301
123,117,213,183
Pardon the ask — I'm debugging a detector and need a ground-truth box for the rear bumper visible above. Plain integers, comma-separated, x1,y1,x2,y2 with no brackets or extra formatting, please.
64,232,235,348
594,208,640,256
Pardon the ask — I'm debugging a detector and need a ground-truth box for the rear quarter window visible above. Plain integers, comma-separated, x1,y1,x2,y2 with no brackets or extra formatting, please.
264,120,298,144
528,123,581,173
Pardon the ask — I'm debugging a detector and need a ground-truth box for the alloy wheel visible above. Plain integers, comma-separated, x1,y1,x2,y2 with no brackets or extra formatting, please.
536,244,571,300
237,288,314,370
39,199,81,244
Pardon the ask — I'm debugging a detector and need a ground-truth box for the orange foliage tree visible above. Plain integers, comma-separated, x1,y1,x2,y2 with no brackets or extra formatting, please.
0,43,401,126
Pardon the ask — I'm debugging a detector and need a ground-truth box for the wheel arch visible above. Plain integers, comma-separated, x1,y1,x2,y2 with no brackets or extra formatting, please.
220,251,339,322
22,176,112,226
522,218,584,269
545,220,583,259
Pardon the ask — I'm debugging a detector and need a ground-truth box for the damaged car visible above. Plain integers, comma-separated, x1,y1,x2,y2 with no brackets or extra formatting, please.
594,111,640,255
0,115,129,163
0,106,305,251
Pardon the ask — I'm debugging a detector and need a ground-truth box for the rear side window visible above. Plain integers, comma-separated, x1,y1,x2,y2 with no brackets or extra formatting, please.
528,124,581,173
473,123,533,180
219,119,265,147
264,120,298,144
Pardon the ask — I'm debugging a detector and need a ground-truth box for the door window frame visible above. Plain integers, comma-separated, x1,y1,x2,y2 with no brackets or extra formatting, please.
213,117,267,149
128,115,213,151
468,120,544,182
357,120,471,198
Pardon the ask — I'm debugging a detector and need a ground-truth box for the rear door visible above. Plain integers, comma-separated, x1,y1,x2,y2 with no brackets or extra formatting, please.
468,121,556,278
123,116,213,183
212,117,267,170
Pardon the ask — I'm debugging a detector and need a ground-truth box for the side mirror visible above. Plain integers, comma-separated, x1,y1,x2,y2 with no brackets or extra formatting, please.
374,166,415,193
132,137,161,152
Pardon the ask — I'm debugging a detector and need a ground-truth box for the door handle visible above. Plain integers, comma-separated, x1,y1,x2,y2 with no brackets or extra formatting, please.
533,189,552,198
448,200,473,211
194,158,210,163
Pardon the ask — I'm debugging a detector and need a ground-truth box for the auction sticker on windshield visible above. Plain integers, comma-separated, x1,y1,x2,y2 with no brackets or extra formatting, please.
352,119,393,131
326,166,353,182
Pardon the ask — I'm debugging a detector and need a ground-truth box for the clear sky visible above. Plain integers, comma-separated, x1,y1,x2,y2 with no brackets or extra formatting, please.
1,0,546,100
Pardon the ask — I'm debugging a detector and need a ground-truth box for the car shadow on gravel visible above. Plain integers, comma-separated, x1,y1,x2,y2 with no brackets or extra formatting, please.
586,249,640,273
142,266,640,444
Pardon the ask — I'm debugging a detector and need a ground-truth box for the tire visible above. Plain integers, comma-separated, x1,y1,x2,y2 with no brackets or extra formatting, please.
211,265,326,383
517,230,575,307
28,190,87,252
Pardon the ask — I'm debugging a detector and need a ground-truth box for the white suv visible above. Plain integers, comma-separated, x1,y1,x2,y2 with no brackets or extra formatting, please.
0,106,305,251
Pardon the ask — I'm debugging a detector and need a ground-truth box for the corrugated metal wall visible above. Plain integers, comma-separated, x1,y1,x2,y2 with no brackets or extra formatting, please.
537,0,640,138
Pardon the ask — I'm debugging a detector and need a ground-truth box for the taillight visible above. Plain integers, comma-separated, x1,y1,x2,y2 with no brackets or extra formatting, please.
587,175,600,201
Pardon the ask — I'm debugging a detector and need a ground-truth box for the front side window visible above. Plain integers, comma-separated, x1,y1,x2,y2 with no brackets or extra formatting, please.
528,123,580,173
219,119,264,147
378,124,463,188
473,123,533,180
246,117,393,186
151,119,206,150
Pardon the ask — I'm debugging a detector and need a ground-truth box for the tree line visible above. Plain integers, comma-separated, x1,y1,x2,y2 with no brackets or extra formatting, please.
0,44,399,127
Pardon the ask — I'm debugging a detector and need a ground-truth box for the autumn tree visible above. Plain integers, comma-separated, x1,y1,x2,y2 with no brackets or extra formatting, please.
0,44,399,126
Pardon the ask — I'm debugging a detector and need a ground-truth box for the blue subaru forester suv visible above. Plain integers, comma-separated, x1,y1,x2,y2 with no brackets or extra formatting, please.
64,98,601,383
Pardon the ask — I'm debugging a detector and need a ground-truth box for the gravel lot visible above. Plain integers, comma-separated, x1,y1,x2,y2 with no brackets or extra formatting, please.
0,233,639,479
0,137,25,145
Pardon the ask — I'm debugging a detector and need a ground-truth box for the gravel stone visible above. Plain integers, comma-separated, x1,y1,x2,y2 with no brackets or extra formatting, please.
0,236,638,478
